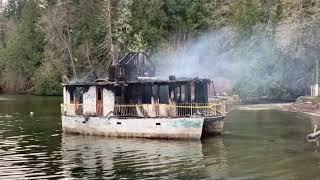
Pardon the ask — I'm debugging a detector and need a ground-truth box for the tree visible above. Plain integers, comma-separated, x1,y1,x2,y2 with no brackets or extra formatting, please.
3,0,25,20
71,0,107,77
2,0,44,92
131,0,167,52
229,0,262,37
156,0,212,54
113,0,134,54
101,0,116,65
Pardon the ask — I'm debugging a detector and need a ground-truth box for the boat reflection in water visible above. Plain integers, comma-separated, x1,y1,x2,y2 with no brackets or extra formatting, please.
61,135,229,179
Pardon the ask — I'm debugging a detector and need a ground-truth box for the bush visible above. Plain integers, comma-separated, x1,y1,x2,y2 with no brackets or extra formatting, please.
31,61,63,96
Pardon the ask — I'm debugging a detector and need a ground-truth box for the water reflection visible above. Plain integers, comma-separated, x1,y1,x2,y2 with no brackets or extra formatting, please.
0,137,63,179
3,95,320,179
225,110,320,179
62,135,229,179
0,95,63,179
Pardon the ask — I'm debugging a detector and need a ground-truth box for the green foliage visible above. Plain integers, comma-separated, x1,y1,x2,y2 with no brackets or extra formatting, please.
71,0,107,73
0,0,318,99
2,0,44,91
31,60,63,95
72,0,105,46
230,0,261,36
271,0,284,23
5,0,43,75
164,0,209,32
131,0,167,51
3,0,25,20
0,16,6,49
113,0,141,53
114,0,133,49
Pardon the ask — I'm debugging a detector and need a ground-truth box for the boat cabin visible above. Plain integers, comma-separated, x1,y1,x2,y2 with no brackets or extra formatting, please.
61,52,225,118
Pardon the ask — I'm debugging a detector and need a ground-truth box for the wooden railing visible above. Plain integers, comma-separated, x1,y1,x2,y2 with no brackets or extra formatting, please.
61,102,225,118
114,103,225,118
61,104,84,116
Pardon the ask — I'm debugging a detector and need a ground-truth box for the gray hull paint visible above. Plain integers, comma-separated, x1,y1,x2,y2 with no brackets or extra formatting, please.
202,116,225,136
62,115,224,140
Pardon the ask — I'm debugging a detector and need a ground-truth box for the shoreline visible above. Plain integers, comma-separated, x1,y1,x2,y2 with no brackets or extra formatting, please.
0,92,62,97
281,102,320,117
235,103,320,117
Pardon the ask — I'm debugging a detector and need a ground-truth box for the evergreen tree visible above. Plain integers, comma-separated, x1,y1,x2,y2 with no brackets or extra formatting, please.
114,0,134,53
164,0,210,33
2,0,44,91
0,0,318,98
230,0,262,36
131,0,167,52
0,15,5,73
71,0,107,75
3,0,25,20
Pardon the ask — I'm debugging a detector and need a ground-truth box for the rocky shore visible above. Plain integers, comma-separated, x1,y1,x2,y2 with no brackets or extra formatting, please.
281,102,320,117
236,102,320,117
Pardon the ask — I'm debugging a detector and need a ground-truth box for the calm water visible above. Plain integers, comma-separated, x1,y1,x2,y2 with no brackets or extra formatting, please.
0,95,319,179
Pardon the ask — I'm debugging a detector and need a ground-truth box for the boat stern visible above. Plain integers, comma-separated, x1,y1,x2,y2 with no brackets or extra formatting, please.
202,116,225,136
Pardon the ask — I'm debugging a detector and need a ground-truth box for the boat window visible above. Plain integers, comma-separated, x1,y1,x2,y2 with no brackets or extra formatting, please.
171,89,175,100
191,83,195,102
142,85,152,103
70,89,74,103
115,86,122,96
175,87,180,100
152,85,158,97
159,85,169,103
97,88,102,100
125,85,141,104
195,82,208,103
75,87,84,103
181,85,186,101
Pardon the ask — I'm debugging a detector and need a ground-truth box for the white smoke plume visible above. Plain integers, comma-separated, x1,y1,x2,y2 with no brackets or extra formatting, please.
152,24,310,97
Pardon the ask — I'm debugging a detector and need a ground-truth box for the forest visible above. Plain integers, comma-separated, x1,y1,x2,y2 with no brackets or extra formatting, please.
0,0,319,98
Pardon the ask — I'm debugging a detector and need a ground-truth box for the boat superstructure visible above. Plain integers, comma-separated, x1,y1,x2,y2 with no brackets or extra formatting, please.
61,52,225,139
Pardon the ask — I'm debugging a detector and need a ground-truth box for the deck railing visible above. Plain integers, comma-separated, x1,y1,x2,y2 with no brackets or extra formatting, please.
61,102,225,118
114,103,225,117
61,104,84,116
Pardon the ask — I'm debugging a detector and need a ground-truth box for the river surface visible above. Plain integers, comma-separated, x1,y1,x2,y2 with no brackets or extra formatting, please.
0,95,319,179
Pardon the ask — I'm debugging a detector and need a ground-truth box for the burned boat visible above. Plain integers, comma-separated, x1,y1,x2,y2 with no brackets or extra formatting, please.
61,52,225,139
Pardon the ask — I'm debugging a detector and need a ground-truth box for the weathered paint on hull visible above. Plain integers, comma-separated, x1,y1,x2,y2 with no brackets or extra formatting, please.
62,116,204,139
202,116,225,136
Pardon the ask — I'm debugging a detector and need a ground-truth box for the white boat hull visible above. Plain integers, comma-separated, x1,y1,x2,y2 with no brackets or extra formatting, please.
62,115,206,139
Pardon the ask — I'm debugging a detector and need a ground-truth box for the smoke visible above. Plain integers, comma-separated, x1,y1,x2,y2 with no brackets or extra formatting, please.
153,26,274,78
152,25,310,97
69,71,99,83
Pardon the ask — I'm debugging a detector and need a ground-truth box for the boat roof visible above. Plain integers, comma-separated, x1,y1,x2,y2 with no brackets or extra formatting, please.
62,77,211,86
116,52,154,66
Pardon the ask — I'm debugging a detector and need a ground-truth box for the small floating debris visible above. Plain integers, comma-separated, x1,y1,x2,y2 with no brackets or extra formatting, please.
307,125,320,146
307,131,320,141
30,112,34,117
